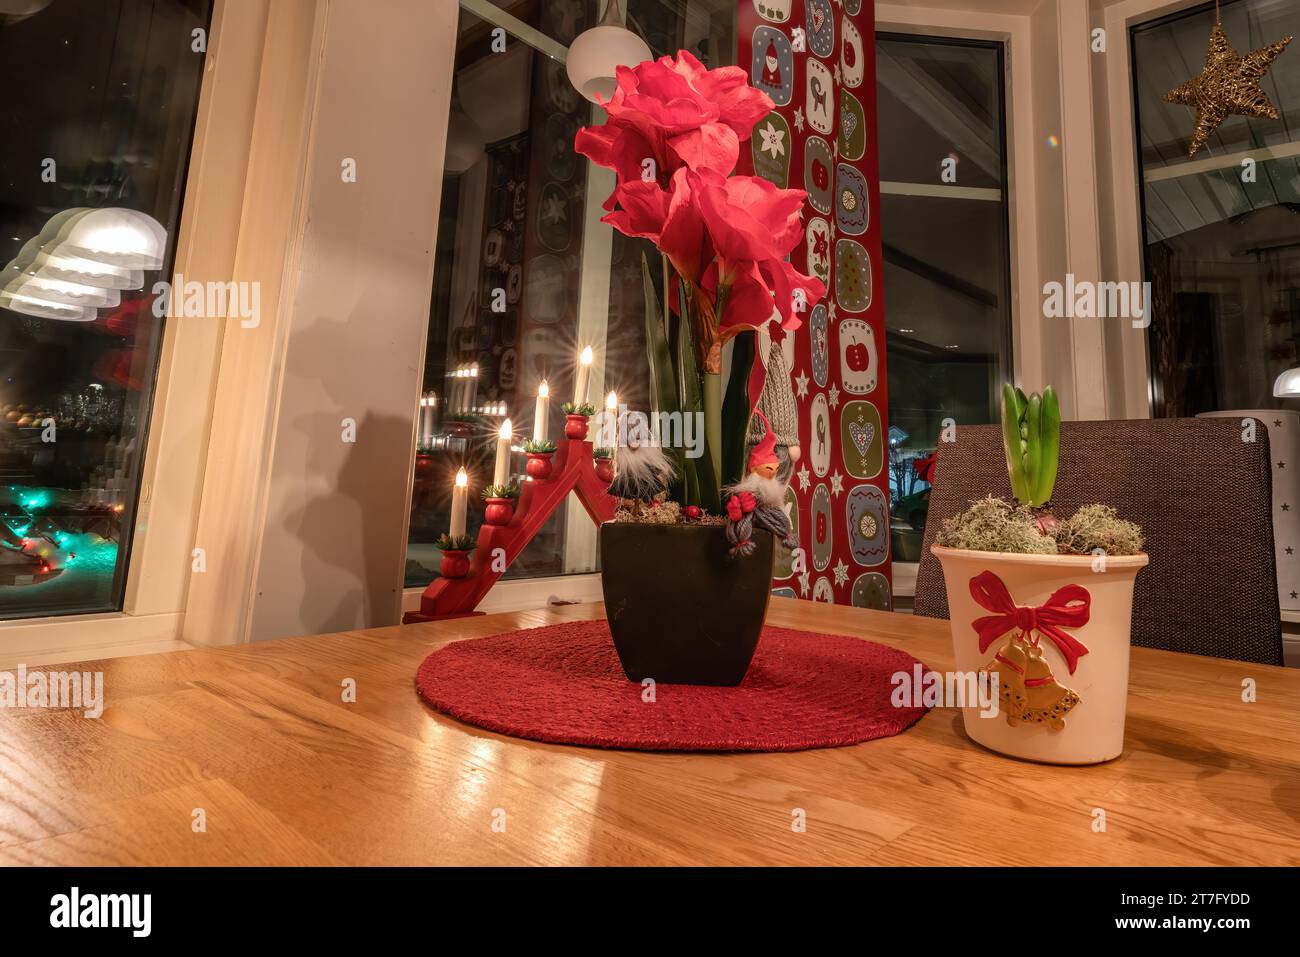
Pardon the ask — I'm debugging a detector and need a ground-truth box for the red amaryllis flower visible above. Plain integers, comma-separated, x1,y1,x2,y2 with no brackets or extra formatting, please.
700,256,825,335
601,168,711,283
665,53,772,139
758,257,825,328
574,51,773,200
692,170,805,284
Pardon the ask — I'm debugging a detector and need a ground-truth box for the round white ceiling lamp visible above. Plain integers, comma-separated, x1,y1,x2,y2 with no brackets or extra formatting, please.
40,207,167,271
1274,367,1300,398
0,0,53,25
0,290,96,322
0,269,120,309
566,0,652,104
10,237,144,290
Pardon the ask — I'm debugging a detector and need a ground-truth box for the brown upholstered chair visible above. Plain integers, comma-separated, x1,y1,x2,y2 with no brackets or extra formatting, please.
913,418,1284,665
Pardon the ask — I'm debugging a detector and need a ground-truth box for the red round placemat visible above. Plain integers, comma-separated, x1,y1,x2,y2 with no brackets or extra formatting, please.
415,620,932,752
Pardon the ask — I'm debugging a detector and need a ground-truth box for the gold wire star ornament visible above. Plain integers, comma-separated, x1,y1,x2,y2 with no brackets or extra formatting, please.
1164,5,1292,158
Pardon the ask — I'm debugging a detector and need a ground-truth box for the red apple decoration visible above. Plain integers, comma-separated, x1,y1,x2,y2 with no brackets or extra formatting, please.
845,340,871,372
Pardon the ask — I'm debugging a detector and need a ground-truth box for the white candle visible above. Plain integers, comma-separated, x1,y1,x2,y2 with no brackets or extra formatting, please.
420,393,435,447
533,381,549,443
448,368,461,414
468,364,479,414
574,346,593,406
603,391,619,449
493,419,512,488
450,467,468,539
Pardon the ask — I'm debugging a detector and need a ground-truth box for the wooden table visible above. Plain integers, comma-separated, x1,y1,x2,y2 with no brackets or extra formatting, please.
0,599,1296,866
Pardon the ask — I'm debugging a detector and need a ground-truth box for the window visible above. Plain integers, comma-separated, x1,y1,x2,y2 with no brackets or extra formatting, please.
0,0,211,619
875,35,1013,565
1132,0,1300,417
406,0,735,589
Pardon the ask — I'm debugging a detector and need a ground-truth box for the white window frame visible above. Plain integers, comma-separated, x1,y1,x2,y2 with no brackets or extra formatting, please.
0,0,274,665
876,4,1037,599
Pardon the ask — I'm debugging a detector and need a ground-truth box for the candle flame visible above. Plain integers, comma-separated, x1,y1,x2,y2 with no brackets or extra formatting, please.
605,390,618,410
470,364,478,377
580,346,593,366
500,418,512,439
538,380,549,398
455,467,468,488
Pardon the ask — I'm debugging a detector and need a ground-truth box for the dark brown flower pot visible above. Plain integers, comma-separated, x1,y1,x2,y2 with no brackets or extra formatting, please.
599,522,774,686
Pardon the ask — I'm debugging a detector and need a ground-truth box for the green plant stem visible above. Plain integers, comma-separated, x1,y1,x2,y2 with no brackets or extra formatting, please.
721,330,755,488
703,371,722,489
661,254,671,341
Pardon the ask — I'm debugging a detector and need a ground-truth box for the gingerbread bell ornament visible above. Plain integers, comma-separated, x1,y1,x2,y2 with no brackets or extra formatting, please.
980,635,1029,727
970,571,1091,733
1019,643,1081,731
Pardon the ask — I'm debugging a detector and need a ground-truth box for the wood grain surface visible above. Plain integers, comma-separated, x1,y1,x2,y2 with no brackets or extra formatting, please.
0,598,1296,866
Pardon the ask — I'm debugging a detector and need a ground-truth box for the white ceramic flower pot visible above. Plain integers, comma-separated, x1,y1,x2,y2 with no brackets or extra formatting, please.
932,545,1149,765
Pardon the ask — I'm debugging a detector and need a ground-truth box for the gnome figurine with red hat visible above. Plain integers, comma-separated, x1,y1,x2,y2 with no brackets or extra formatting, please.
723,411,798,559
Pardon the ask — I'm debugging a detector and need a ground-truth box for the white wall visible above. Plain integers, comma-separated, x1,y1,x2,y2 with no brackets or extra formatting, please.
244,0,455,641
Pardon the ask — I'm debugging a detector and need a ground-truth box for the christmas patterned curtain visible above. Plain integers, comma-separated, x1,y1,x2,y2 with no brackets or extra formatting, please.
739,0,891,608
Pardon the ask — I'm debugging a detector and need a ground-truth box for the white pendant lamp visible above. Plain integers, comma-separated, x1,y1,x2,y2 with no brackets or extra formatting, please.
566,0,652,104
41,207,167,271
0,290,96,321
0,270,120,309
10,237,144,290
1274,367,1300,397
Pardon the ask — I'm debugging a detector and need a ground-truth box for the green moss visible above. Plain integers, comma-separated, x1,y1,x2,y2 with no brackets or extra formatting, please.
1053,503,1144,556
936,496,1057,554
938,496,1146,556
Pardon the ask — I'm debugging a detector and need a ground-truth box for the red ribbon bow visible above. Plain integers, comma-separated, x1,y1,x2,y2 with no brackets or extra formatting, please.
726,492,756,521
969,571,1091,674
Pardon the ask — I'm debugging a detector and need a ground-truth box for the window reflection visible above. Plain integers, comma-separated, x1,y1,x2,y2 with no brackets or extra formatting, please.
876,35,1012,564
0,0,211,618
407,0,735,588
1133,0,1300,415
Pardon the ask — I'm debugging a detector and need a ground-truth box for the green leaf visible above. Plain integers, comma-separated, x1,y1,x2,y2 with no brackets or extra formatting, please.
641,254,679,427
1001,384,1030,504
675,290,720,513
1035,385,1061,505
1025,392,1043,506
721,331,755,488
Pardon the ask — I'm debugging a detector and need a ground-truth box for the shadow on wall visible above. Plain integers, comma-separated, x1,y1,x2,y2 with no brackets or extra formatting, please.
258,307,419,640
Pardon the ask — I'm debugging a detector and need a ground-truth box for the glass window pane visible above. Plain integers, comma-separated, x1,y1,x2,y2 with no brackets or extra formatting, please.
406,0,734,589
876,35,1012,565
0,0,212,620
1133,0,1300,416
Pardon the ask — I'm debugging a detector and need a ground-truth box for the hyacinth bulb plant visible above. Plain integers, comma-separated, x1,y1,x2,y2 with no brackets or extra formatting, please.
1002,383,1061,535
931,383,1151,764
937,383,1143,557
575,51,825,514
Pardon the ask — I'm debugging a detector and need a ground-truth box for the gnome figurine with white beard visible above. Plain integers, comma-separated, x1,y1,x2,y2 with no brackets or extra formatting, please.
607,412,676,521
724,411,798,559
